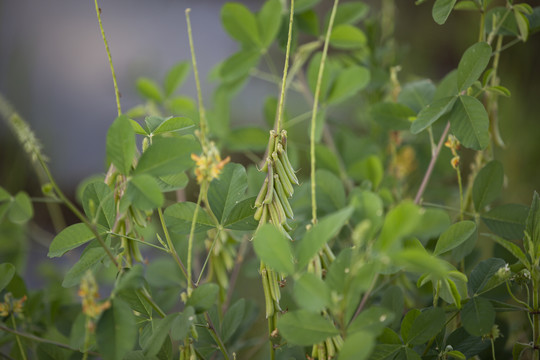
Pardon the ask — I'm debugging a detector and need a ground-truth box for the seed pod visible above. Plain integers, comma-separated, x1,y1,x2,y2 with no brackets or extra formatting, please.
267,268,281,303
272,189,286,224
272,152,294,196
274,174,294,219
268,200,282,225
254,203,264,221
332,335,343,351
317,343,326,360
280,129,288,151
277,143,299,185
263,161,274,204
261,267,274,318
282,221,293,232
325,336,335,358
255,177,269,207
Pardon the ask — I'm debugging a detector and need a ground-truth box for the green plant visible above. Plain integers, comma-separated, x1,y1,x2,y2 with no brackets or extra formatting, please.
1,0,540,359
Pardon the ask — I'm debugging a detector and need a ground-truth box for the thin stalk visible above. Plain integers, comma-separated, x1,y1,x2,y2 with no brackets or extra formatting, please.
138,288,166,318
108,231,168,252
0,324,100,356
204,312,231,360
186,9,208,149
81,317,91,360
11,317,26,360
491,337,497,360
350,273,379,324
457,167,464,221
187,186,205,294
414,122,451,204
494,37,521,54
533,276,539,360
310,0,339,224
157,207,190,282
196,227,222,286
478,7,486,42
506,281,531,310
94,0,121,116
275,0,295,134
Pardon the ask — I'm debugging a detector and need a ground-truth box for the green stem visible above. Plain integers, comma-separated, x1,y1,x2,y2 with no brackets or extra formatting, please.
187,185,205,294
310,0,339,224
11,316,27,360
108,231,168,252
491,336,497,360
157,207,190,282
138,288,166,318
275,0,295,134
533,276,539,360
94,0,122,116
204,312,231,360
478,6,486,42
81,317,91,360
196,227,222,286
186,8,208,150
457,166,464,221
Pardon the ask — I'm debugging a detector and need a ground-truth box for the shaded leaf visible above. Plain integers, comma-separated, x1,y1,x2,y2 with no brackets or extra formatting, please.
293,273,330,312
339,331,375,360
327,66,370,104
221,299,246,342
277,310,339,346
135,137,199,177
223,196,258,230
96,298,136,360
434,220,476,255
106,115,136,175
448,95,489,150
48,223,108,258
62,241,106,287
82,181,115,228
137,78,163,103
221,3,261,47
457,42,492,92
258,0,282,48
164,62,190,97
8,191,33,224
482,204,528,240
371,102,415,131
468,258,506,295
410,96,456,134
461,297,495,336
472,160,504,211
208,163,248,224
397,79,436,113
164,202,216,234
126,175,164,211
329,24,366,49
0,263,15,292
432,0,457,25
142,314,179,357
185,283,219,314
253,224,294,275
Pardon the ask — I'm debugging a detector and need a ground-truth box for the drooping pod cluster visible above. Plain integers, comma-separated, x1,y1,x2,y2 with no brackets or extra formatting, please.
254,129,298,238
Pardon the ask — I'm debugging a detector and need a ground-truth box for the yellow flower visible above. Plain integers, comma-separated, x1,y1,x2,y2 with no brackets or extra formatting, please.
191,142,230,184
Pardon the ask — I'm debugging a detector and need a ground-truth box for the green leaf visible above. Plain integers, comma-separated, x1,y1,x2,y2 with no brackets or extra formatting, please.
221,3,261,48
432,0,457,25
36,343,70,360
410,96,456,134
406,307,446,345
526,191,540,245
472,160,504,211
134,137,199,177
115,265,145,294
226,127,268,152
277,310,339,346
258,0,282,48
96,298,136,360
164,62,190,97
297,10,320,36
156,173,189,192
448,95,489,150
221,298,246,342
253,224,294,275
219,50,261,83
434,70,458,100
164,202,216,234
223,196,258,230
0,187,10,202
136,77,163,103
208,163,248,224
48,223,108,257
0,263,15,292
327,2,370,28
397,79,436,113
106,115,136,175
339,331,375,360
293,273,330,312
151,117,194,136
171,306,195,341
370,102,415,131
315,169,346,213
82,181,115,228
434,220,477,255
185,283,219,313
62,241,106,287
377,201,422,253
454,1,479,10
414,208,451,244
513,342,532,360
400,309,420,343
514,10,530,41
468,257,506,295
350,189,384,239
457,42,492,92
126,175,164,211
296,207,354,270
486,85,511,97
481,204,528,240
296,0,321,13
461,296,495,336
329,24,367,49
348,155,384,189
307,52,337,102
348,306,395,336
130,119,148,135
8,191,33,224
327,66,370,104
142,314,179,357
487,234,529,268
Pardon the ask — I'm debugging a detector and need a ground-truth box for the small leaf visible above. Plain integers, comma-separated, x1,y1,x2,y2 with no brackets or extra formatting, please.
481,203,528,240
223,196,258,230
171,306,195,341
221,299,246,342
315,169,346,214
448,95,490,150
221,3,261,48
208,163,248,224
339,331,375,360
327,2,370,28
258,0,282,48
370,102,415,131
327,66,370,104
461,296,495,336
457,42,492,92
134,137,199,177
277,310,339,346
126,175,164,211
136,77,163,103
410,96,456,134
472,160,504,211
377,201,422,253
514,10,530,41
96,298,136,360
526,192,540,246
293,273,330,312
151,117,194,136
62,241,106,287
106,115,136,175
164,202,216,234
164,62,190,97
0,263,16,292
347,155,384,189
407,307,446,345
400,309,421,343
468,258,506,295
487,234,529,268
185,283,219,313
48,223,108,257
219,50,261,83
434,220,477,255
8,191,33,224
348,306,395,336
432,0,457,25
82,181,115,228
307,52,337,102
253,224,294,275
397,79,436,113
329,24,367,49
226,127,268,152
142,314,179,357
486,85,511,97
296,0,321,13
296,207,354,270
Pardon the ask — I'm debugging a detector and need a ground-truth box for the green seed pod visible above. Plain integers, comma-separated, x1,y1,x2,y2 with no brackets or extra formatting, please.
142,137,150,152
274,174,294,219
277,143,299,185
272,189,286,224
268,200,282,225
283,221,293,232
325,336,335,357
263,161,274,204
255,177,269,207
261,267,274,318
272,152,294,196
254,204,264,221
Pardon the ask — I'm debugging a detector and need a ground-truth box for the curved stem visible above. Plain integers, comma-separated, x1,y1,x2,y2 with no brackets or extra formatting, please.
157,207,190,282
204,312,231,360
94,0,122,116
310,0,339,224
275,0,295,134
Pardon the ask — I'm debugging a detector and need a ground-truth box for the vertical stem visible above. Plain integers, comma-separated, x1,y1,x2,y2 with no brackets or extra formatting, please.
94,0,122,116
310,0,339,224
81,317,91,360
157,207,190,282
186,9,208,149
457,167,464,221
275,0,295,134
187,185,205,295
205,312,231,360
11,316,27,360
533,276,539,360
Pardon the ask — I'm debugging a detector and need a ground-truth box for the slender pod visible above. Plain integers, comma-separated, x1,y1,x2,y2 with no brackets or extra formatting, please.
274,174,294,219
273,152,294,196
277,143,299,185
255,177,269,207
263,161,274,204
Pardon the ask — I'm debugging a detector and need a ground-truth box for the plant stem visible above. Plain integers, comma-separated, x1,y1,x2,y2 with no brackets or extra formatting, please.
310,0,339,224
81,317,91,360
275,0,295,134
186,8,209,150
157,207,190,282
204,312,231,360
457,166,464,221
196,227,222,286
223,238,248,313
10,317,26,360
533,275,539,360
187,185,205,294
94,0,122,116
108,231,168,252
138,288,166,318
414,121,451,204
350,273,379,324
